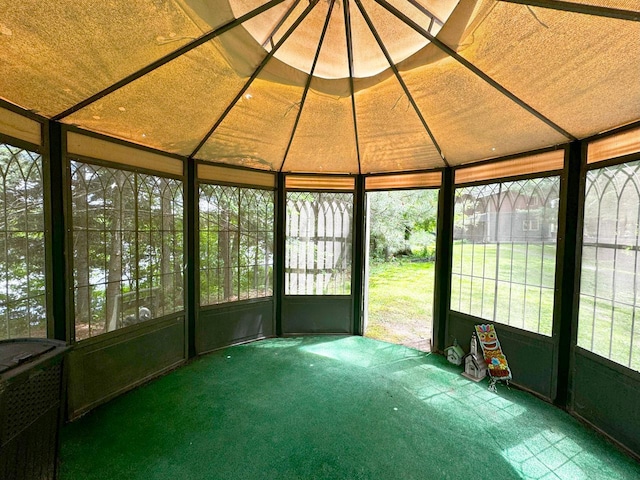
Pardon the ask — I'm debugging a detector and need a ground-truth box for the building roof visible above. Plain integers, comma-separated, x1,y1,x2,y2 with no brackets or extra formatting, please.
446,344,465,358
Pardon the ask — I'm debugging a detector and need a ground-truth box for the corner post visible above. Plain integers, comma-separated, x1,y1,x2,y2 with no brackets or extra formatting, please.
186,157,197,358
553,141,585,406
433,168,454,352
352,174,366,335
275,172,286,336
46,121,68,342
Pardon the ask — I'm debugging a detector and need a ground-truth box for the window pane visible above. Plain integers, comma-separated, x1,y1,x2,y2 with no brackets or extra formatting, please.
286,191,353,295
199,184,274,305
451,177,560,336
579,160,640,372
71,162,183,341
0,144,46,339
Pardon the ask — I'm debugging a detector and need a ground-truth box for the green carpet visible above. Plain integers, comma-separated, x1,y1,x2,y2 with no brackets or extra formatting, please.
59,336,640,479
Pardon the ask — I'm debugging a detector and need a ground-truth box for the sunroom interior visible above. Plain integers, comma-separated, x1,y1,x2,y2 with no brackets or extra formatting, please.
0,0,639,475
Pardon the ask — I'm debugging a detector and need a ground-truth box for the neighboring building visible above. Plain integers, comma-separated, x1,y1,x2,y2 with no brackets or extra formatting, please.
454,182,559,243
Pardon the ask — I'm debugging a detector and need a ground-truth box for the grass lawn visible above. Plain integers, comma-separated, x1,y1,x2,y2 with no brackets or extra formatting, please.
365,260,434,350
451,241,640,371
365,243,640,371
450,242,557,335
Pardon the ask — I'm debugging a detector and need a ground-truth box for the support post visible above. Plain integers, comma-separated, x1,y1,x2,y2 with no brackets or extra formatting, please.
46,121,68,342
433,168,454,352
352,175,365,335
553,141,585,406
186,157,197,358
275,172,286,336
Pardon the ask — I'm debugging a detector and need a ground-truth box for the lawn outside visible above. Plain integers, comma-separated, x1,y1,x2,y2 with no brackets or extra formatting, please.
366,242,640,372
451,241,640,372
578,243,640,371
450,242,557,335
365,260,435,351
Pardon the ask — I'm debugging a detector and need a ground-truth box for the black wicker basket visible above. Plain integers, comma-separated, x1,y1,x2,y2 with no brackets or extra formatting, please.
0,339,68,480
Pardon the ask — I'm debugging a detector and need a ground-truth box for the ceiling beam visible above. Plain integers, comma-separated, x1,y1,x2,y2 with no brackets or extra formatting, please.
191,0,320,160
279,0,336,172
499,0,640,22
407,0,444,26
52,0,288,121
344,0,362,174
262,0,303,48
373,0,577,142
354,0,449,167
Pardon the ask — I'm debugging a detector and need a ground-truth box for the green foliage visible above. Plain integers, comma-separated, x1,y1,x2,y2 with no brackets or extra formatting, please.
72,162,184,339
368,189,438,261
409,230,436,260
199,184,274,304
0,145,46,339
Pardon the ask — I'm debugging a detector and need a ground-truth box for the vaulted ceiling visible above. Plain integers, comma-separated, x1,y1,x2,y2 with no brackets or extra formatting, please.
1,0,639,173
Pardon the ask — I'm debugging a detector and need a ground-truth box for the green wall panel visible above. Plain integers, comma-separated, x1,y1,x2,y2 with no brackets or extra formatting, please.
281,296,352,335
572,348,640,458
447,312,555,400
66,316,185,419
196,299,274,354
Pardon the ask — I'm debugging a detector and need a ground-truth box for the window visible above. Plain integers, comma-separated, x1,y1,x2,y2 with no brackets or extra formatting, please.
286,191,353,295
0,143,46,340
579,160,640,371
522,219,540,232
451,177,560,335
199,184,274,305
71,162,183,341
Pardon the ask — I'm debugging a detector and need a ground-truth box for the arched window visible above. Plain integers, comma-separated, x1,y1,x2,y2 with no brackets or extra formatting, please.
579,160,640,371
0,143,46,339
451,176,560,335
199,184,274,305
71,161,183,341
285,191,353,295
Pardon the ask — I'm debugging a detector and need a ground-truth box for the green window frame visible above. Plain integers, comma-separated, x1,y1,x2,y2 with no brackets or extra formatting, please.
199,184,274,305
451,177,560,335
71,161,184,341
285,191,353,295
579,160,640,371
0,142,46,340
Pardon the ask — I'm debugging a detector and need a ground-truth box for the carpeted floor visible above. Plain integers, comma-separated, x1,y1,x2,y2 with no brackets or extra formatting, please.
59,336,640,479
